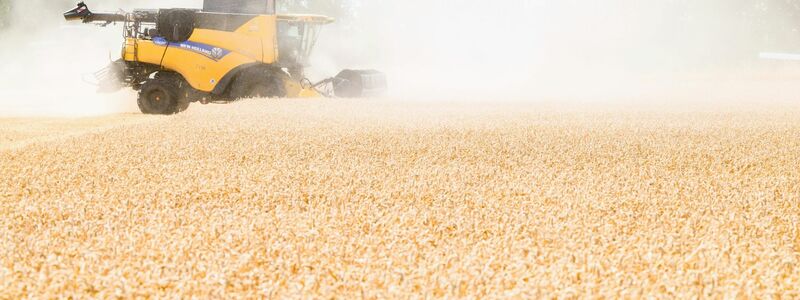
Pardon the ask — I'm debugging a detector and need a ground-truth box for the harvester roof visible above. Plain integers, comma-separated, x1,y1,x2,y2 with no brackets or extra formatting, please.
277,14,335,25
203,0,276,15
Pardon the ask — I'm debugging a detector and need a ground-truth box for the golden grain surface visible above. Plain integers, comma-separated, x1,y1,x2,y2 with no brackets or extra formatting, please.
1,100,799,298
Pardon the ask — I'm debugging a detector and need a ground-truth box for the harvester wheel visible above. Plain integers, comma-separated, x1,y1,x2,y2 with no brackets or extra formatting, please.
230,68,287,99
137,77,183,115
155,72,191,113
176,99,191,113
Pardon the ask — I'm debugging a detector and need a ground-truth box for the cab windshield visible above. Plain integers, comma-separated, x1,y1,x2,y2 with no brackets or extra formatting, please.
277,21,322,67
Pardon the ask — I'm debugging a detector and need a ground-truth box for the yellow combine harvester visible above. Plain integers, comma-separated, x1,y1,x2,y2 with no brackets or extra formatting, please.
64,1,386,114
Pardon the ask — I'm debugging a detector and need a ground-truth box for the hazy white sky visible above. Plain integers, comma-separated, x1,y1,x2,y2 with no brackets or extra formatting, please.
1,0,800,115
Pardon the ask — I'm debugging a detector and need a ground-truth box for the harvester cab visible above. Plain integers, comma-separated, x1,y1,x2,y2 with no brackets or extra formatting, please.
63,0,387,115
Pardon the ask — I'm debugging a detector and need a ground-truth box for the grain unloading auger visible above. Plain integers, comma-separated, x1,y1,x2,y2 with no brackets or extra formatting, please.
64,1,387,115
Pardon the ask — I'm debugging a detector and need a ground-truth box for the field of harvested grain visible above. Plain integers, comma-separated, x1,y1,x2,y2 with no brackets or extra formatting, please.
1,99,799,298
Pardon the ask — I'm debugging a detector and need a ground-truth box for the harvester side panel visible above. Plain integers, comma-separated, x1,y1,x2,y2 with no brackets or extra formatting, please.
127,39,254,92
192,14,278,63
123,14,278,93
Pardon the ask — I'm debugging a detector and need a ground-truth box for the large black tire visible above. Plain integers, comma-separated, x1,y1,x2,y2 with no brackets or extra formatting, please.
137,76,185,115
155,72,191,113
229,67,287,100
175,98,191,113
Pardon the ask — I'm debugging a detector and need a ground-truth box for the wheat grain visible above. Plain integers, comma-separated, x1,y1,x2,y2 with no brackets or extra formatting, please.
1,100,798,298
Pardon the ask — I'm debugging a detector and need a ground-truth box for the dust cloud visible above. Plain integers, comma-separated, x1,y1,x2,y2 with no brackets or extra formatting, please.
0,0,199,117
314,0,800,103
2,0,800,117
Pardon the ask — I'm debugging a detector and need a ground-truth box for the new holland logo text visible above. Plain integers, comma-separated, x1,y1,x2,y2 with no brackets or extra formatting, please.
153,37,231,61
